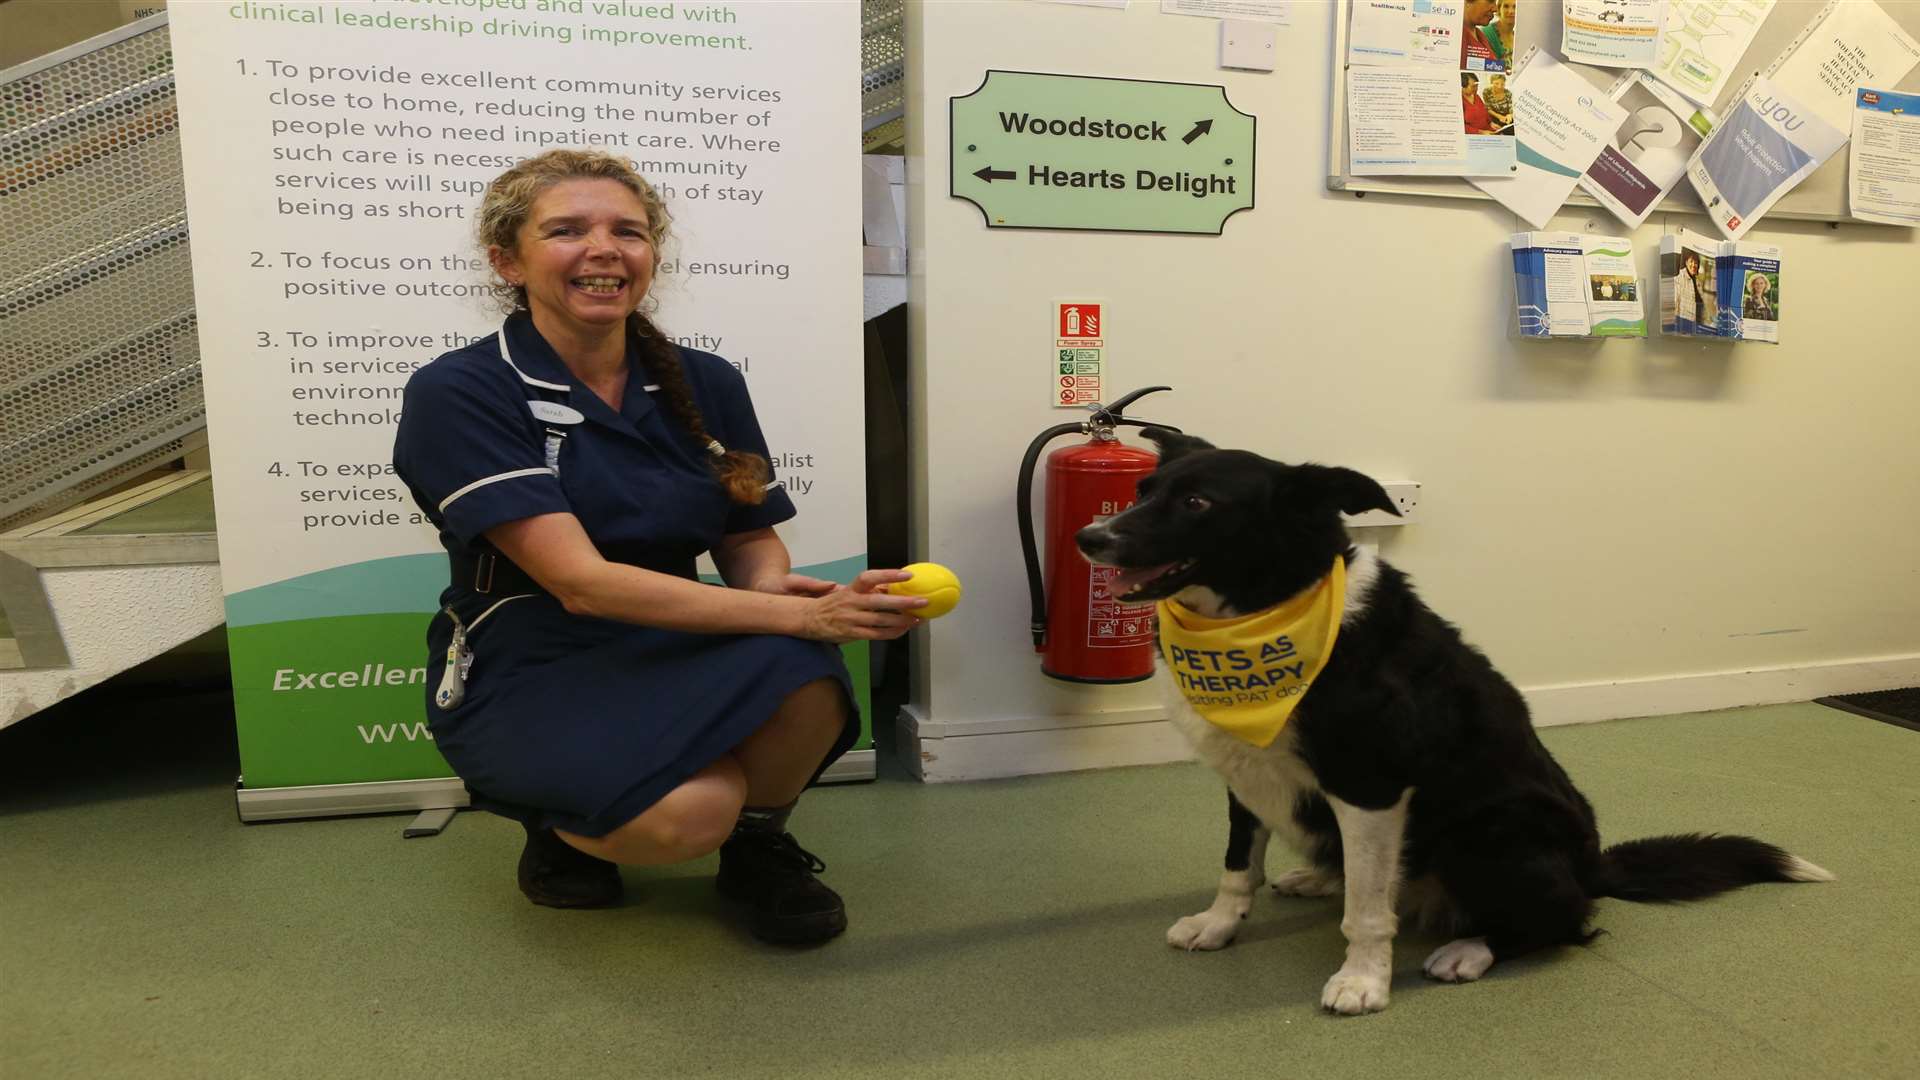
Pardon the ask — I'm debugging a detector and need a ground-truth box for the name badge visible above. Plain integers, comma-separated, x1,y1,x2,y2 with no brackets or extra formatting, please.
529,401,584,425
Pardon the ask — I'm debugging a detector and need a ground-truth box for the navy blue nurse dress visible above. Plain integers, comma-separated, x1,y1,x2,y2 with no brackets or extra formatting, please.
392,312,855,837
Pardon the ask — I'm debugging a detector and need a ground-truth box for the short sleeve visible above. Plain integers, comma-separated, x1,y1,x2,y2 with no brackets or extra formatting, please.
691,354,796,535
393,356,572,546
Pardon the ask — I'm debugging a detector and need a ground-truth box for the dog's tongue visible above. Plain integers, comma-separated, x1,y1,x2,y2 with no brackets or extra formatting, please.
1108,563,1177,597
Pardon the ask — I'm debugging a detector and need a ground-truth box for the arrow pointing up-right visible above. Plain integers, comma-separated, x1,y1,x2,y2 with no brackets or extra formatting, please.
1182,119,1214,145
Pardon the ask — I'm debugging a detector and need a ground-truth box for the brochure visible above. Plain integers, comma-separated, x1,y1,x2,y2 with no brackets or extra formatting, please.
1349,66,1514,176
1721,240,1782,343
1581,71,1716,229
1347,0,1518,73
1471,48,1628,228
1160,1,1293,22
1347,1,1519,176
1511,231,1589,337
1768,0,1920,131
1687,77,1847,240
1659,228,1722,336
1849,86,1920,226
1512,232,1645,338
1563,0,1667,68
1650,0,1778,108
1582,236,1646,337
1659,229,1782,342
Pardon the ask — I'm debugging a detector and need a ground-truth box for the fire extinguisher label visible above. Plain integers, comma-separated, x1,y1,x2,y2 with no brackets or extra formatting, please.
1053,300,1104,409
1086,564,1157,648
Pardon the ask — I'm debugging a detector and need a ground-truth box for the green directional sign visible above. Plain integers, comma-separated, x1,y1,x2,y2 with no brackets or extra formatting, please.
951,70,1255,235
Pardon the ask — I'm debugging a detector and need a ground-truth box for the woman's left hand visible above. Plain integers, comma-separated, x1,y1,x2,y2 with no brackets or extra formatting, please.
752,573,840,598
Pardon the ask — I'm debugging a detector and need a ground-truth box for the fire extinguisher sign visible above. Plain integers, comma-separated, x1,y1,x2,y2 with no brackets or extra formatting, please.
1053,300,1104,409
1087,564,1158,648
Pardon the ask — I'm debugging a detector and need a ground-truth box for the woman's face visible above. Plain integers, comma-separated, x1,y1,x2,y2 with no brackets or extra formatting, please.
1498,0,1516,29
492,178,657,333
1684,254,1699,273
1463,79,1478,97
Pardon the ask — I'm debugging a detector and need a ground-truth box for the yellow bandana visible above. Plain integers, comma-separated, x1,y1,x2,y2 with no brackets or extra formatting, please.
1156,556,1346,748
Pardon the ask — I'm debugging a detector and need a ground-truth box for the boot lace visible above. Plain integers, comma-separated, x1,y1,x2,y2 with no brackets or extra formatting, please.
759,830,827,875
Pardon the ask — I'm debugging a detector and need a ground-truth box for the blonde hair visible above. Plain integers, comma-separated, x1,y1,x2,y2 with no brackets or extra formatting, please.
475,149,769,506
476,148,671,314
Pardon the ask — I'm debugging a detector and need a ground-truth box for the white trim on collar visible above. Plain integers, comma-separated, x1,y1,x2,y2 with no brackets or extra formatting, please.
495,319,664,395
496,319,572,392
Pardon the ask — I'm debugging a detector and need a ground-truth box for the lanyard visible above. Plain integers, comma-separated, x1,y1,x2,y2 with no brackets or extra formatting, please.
434,595,533,711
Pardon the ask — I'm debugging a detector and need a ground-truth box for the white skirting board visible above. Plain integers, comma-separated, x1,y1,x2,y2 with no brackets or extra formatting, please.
1522,652,1920,726
236,750,876,823
898,653,1920,783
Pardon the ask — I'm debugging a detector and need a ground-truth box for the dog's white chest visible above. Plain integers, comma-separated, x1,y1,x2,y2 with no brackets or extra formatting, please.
1161,661,1322,851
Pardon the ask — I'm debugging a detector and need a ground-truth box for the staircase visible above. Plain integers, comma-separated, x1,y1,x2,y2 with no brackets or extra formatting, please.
1,15,217,723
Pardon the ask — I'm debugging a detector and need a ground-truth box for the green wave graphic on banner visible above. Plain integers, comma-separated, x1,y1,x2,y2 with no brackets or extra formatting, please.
226,553,443,628
231,554,874,790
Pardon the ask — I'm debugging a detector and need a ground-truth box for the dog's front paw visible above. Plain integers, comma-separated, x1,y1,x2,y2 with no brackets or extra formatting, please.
1423,937,1494,983
1166,911,1241,952
1270,867,1343,897
1321,967,1391,1015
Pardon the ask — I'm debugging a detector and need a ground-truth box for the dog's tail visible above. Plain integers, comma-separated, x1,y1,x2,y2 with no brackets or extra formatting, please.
1596,833,1834,903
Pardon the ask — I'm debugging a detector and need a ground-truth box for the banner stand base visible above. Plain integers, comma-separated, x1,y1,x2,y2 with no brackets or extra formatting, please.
403,807,458,838
819,748,876,785
236,751,877,824
236,776,470,824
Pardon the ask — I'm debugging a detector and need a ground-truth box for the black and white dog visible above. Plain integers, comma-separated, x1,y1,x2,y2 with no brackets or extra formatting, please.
1078,430,1833,1016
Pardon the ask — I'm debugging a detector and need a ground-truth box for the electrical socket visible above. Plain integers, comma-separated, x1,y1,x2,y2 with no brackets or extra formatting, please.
1345,481,1420,528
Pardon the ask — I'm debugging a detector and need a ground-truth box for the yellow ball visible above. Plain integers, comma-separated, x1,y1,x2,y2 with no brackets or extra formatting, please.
886,562,963,619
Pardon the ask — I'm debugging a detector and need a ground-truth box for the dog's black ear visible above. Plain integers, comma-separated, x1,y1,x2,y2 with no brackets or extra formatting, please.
1140,427,1213,463
1297,465,1398,517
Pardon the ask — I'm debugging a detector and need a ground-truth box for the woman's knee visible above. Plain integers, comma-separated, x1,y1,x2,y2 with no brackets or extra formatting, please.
573,759,747,865
769,678,848,740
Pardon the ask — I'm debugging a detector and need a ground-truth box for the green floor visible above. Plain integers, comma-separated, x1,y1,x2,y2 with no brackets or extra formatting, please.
3,699,1914,1079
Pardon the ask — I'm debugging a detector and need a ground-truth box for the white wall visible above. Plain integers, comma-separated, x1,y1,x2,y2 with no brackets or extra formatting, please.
903,1,1920,778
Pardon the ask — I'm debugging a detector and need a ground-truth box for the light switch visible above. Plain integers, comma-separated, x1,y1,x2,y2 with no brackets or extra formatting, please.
1219,19,1277,72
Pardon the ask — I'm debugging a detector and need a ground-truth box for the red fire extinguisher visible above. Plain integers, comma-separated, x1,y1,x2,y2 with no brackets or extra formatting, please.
1017,386,1179,683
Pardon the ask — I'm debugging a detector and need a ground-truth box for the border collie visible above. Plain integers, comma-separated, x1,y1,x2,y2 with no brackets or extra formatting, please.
1077,430,1833,1016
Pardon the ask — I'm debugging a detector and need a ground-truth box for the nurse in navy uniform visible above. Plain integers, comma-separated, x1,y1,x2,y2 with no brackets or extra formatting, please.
393,149,923,943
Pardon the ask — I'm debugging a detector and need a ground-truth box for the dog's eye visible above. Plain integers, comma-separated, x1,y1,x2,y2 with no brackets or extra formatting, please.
1182,494,1211,512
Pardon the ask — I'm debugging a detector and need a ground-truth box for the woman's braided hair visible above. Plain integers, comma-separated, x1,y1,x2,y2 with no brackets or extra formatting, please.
476,148,770,505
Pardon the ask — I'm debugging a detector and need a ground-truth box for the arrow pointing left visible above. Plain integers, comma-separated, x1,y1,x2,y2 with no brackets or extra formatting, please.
973,166,1016,182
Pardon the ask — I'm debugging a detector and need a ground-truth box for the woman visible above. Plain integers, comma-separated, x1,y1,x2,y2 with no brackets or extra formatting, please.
392,149,925,943
1743,272,1775,320
1462,74,1493,135
1677,249,1708,328
1483,73,1514,132
1484,0,1518,69
1460,0,1499,70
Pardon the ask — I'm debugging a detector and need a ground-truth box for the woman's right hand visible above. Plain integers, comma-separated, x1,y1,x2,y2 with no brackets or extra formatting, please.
796,569,927,643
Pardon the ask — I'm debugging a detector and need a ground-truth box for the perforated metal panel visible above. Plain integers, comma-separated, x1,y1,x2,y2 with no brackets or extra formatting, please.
1,17,204,531
862,0,905,135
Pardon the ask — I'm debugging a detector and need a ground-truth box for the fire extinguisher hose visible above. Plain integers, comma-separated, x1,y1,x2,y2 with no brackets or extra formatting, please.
1017,422,1091,650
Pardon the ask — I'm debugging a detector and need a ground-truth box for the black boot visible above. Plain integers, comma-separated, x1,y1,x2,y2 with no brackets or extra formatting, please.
517,823,622,908
716,812,846,944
